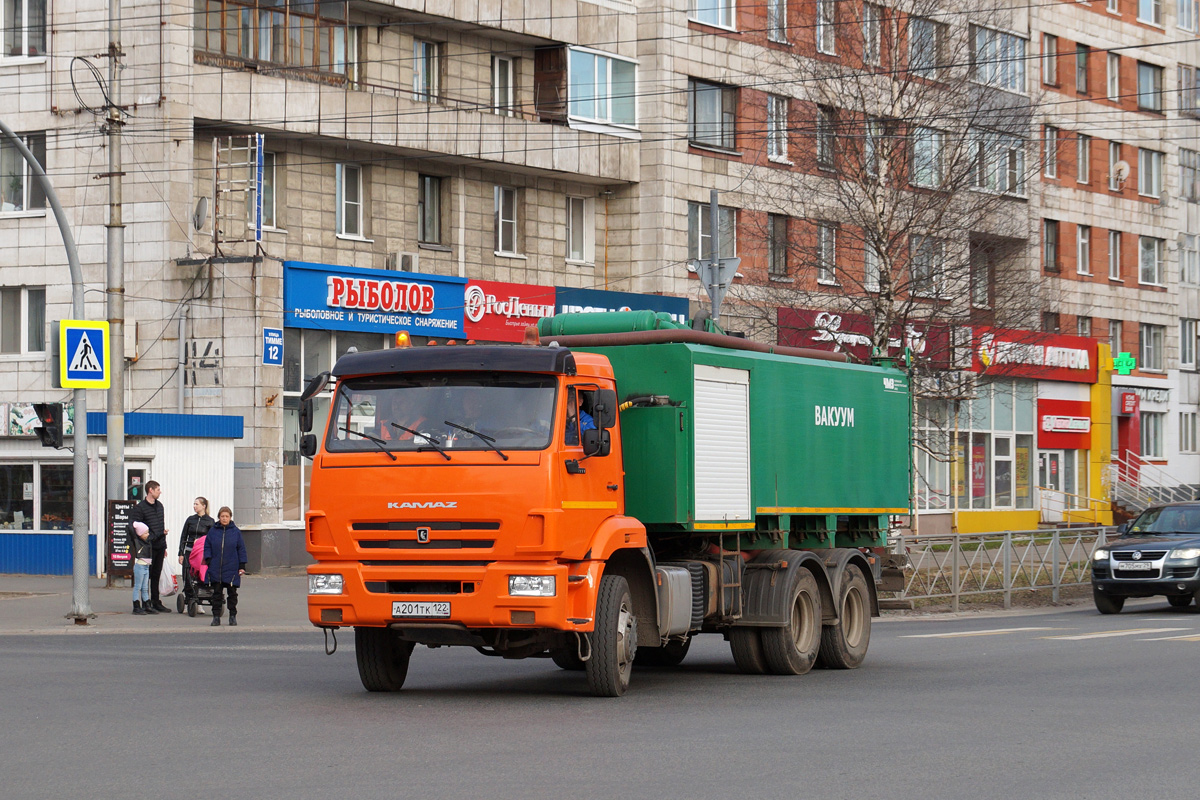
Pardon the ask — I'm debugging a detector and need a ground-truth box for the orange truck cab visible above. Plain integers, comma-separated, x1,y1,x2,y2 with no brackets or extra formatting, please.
302,344,650,696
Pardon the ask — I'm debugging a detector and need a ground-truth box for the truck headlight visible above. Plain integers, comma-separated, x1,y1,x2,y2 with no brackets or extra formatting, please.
1169,548,1200,560
1092,549,1109,561
309,574,344,595
509,575,556,597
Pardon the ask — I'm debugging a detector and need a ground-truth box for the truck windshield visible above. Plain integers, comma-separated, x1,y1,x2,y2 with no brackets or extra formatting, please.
1128,506,1200,535
326,373,557,454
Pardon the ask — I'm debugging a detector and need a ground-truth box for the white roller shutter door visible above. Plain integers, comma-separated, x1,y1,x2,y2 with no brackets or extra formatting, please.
693,365,751,521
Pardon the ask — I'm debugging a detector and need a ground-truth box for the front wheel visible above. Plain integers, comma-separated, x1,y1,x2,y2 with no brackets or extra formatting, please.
817,567,872,670
355,627,416,692
1093,588,1125,615
586,575,637,697
1167,595,1194,609
761,569,822,675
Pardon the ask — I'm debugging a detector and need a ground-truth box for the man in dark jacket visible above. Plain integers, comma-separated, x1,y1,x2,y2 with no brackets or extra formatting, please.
204,506,247,627
127,480,170,612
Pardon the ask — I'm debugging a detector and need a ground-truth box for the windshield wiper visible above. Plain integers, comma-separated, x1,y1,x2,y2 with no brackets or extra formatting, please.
390,422,451,461
444,420,509,461
340,427,397,461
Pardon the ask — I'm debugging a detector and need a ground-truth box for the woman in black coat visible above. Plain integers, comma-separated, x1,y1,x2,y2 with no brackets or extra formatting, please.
177,496,214,566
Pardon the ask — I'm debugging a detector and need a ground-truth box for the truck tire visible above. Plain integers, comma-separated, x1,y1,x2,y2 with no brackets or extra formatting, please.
761,568,822,675
1093,589,1124,615
635,637,691,667
816,566,871,670
1167,595,1193,608
729,627,767,674
355,626,416,692
550,648,585,671
586,575,637,697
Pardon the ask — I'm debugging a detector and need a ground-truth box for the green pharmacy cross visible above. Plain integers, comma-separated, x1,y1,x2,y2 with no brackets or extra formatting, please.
1113,352,1137,375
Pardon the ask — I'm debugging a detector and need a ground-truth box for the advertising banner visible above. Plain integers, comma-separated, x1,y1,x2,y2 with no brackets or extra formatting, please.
1038,398,1092,449
777,308,952,366
464,280,557,343
283,261,467,338
555,287,689,324
973,329,1097,384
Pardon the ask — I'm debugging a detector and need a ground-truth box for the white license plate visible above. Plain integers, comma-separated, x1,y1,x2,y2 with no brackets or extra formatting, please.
392,601,451,618
1117,562,1154,571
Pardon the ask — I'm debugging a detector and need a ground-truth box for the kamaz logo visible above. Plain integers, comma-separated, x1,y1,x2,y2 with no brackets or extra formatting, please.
387,501,458,509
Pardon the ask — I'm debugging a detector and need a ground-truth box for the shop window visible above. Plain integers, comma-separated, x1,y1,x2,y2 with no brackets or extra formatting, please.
1015,434,1034,509
1180,412,1198,453
0,462,72,530
993,436,1013,507
1141,411,1165,458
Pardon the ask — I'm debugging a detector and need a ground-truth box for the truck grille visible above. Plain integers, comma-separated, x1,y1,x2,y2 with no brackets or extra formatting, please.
1112,550,1167,561
365,580,475,595
352,521,500,532
358,539,494,550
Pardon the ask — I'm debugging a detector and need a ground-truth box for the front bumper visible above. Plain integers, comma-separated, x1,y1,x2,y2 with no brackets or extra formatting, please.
1092,562,1200,598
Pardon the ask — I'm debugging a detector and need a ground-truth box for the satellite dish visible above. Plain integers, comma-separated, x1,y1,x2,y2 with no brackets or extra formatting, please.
1113,160,1130,183
191,197,209,232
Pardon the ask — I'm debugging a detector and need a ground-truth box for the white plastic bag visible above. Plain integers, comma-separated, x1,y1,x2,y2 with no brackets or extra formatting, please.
159,561,180,597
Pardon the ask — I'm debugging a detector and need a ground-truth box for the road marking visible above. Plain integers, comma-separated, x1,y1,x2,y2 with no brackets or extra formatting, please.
899,627,1059,638
1141,633,1200,641
1041,627,1191,641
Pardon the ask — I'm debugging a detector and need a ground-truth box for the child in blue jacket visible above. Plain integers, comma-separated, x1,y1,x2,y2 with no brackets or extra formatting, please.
203,506,247,627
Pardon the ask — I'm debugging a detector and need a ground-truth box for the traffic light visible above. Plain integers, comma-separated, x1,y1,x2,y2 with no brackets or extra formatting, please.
32,403,63,449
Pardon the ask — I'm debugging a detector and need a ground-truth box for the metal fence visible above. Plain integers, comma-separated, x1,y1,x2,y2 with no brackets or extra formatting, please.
889,527,1111,611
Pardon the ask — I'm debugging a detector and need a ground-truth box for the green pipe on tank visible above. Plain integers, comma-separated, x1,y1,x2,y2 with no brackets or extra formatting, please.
537,310,689,337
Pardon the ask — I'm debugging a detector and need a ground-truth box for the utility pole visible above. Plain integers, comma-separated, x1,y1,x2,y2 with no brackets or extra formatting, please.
105,0,126,509
696,189,739,326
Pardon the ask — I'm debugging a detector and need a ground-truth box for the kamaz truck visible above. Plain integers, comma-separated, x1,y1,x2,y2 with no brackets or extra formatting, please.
301,312,911,696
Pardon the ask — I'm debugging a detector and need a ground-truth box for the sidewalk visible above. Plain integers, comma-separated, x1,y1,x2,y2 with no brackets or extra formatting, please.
0,572,313,635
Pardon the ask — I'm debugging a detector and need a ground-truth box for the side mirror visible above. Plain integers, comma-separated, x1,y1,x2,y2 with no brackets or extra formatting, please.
1116,522,1129,535
593,389,618,430
300,434,317,458
582,429,610,457
300,398,314,433
300,371,331,402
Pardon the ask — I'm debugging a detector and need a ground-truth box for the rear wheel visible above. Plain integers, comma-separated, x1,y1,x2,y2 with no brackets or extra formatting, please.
1093,588,1125,615
586,575,637,697
729,628,768,674
816,567,872,670
635,637,692,667
355,627,415,692
1167,595,1193,608
762,569,822,675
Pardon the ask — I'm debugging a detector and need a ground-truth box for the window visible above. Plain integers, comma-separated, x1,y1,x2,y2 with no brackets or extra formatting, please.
687,79,736,150
1107,53,1120,100
687,202,736,261
335,163,363,238
1181,319,1197,368
1044,219,1060,271
864,117,885,179
1110,319,1123,354
1078,315,1092,337
1109,141,1123,190
1076,45,1089,93
909,18,946,75
1180,412,1198,452
417,175,441,244
817,0,836,54
2,0,46,56
1044,125,1058,177
970,241,991,307
1138,148,1163,196
0,286,45,354
817,105,836,168
1139,236,1165,284
863,3,881,65
1109,230,1123,279
1042,34,1057,85
768,0,787,42
0,132,46,212
1108,0,1120,11
1181,0,1198,30
972,129,1025,194
413,39,440,102
969,25,1027,92
911,127,944,187
568,48,637,128
768,95,788,161
1139,0,1163,24
1076,134,1091,184
865,243,882,292
768,214,789,277
1180,66,1200,116
817,223,837,284
1042,312,1061,333
910,235,945,296
247,151,276,229
195,0,354,77
1141,411,1165,457
566,196,594,263
1140,323,1165,370
492,55,515,116
494,186,519,255
1137,61,1164,111
1077,225,1091,274
1183,234,1200,284
689,0,735,28
1181,149,1200,201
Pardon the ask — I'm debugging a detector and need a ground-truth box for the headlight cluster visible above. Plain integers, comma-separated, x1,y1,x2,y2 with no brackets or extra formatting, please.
309,574,344,595
1169,548,1200,560
1092,549,1109,561
509,575,556,597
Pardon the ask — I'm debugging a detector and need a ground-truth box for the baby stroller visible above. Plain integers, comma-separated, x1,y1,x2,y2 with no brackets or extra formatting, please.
176,534,216,617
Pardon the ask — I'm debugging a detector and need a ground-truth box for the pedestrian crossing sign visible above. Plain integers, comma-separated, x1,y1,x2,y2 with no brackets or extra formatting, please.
60,320,111,389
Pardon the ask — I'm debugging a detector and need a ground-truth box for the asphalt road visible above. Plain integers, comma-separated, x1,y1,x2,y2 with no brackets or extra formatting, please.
4,598,1199,800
